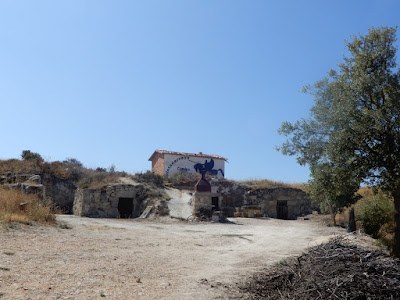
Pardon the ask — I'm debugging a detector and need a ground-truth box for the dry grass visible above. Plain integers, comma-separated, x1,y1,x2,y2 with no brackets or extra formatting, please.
0,159,41,174
78,172,132,189
237,178,305,190
0,188,55,225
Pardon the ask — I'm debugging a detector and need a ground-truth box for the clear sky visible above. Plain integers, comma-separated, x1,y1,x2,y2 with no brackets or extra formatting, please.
1,1,399,182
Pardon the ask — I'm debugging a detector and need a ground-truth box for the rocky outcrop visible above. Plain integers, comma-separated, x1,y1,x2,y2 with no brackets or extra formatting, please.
4,182,44,195
40,173,76,213
0,172,76,213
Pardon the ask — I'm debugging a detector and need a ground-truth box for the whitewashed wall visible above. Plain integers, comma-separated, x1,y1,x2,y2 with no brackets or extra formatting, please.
164,154,225,177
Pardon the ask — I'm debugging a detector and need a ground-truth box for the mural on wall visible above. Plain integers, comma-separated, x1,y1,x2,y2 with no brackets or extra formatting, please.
165,156,224,177
193,159,224,177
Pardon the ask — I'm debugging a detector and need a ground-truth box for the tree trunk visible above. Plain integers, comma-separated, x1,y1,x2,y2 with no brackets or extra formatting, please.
347,207,356,233
393,189,400,258
331,211,337,226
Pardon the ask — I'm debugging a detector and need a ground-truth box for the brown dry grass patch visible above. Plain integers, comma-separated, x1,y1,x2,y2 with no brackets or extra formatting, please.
237,178,305,190
0,188,55,225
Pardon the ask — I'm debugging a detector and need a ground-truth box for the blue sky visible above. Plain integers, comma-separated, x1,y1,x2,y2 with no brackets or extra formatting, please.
1,1,399,182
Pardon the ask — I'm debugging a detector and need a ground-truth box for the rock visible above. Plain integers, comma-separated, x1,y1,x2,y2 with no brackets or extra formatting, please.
28,175,41,184
160,282,170,288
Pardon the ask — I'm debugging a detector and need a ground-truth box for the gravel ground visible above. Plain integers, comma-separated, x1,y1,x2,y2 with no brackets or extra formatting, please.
0,215,345,300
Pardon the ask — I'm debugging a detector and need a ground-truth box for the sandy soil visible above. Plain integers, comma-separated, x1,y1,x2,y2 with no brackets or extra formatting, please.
0,215,346,300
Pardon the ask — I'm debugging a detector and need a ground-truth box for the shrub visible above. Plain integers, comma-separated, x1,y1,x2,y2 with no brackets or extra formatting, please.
21,150,44,163
136,171,164,187
62,158,83,168
358,192,394,238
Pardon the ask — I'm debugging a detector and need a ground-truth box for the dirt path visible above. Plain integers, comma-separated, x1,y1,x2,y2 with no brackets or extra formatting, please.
0,215,345,299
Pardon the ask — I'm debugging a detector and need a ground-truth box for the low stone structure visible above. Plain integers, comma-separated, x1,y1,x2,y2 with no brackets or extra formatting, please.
192,192,223,217
191,171,224,221
245,187,312,219
73,184,148,218
171,179,312,220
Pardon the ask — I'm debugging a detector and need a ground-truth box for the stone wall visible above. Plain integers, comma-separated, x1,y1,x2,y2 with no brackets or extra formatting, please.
246,187,312,219
40,173,76,213
209,179,246,217
73,184,148,218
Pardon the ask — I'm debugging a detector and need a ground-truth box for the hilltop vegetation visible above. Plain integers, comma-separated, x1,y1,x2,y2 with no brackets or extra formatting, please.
1,150,304,190
0,150,132,189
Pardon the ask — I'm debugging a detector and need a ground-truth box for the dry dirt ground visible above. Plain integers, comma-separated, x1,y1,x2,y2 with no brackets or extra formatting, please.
0,215,348,300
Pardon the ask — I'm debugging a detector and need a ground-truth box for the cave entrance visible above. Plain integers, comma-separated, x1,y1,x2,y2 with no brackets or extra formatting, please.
277,200,288,220
118,198,133,218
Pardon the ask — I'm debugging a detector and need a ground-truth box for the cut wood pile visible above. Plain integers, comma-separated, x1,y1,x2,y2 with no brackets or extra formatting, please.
233,238,400,299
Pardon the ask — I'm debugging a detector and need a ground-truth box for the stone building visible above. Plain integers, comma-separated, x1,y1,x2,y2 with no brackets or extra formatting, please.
148,150,227,177
240,187,312,219
73,184,148,218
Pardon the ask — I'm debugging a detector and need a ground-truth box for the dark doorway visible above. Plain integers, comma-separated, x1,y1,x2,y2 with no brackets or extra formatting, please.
118,198,133,218
277,200,288,219
211,197,219,211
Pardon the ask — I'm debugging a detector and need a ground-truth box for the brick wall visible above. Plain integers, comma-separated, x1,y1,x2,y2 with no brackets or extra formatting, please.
151,152,164,175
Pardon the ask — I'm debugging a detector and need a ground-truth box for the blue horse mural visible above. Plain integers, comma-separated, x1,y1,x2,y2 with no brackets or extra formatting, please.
193,159,224,177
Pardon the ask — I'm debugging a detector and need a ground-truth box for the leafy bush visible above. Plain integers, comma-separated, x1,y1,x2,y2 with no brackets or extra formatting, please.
359,192,394,238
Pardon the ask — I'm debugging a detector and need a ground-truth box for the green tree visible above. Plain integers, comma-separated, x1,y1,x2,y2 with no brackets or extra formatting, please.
278,26,400,257
308,163,361,226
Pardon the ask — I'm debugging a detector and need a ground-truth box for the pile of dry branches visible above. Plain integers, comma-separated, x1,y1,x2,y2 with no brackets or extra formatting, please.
235,238,400,299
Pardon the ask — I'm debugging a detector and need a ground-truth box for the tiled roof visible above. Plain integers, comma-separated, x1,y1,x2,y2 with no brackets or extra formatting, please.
148,150,227,161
